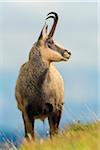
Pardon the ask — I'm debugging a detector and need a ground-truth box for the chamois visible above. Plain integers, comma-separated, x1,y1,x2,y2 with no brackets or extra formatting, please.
15,12,71,139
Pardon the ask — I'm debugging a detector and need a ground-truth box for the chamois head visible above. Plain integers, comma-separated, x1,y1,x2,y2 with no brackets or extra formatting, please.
37,12,71,63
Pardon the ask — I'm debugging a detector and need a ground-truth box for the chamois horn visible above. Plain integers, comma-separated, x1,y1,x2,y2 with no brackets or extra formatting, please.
46,12,58,37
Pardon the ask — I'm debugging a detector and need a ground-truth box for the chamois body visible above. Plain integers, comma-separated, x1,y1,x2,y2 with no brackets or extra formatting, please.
16,44,64,118
15,12,71,139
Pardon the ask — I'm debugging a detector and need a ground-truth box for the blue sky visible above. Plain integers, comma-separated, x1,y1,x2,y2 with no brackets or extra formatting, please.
0,2,99,130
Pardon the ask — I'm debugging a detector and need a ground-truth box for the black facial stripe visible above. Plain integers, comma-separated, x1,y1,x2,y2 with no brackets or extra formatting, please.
55,45,64,55
48,43,64,55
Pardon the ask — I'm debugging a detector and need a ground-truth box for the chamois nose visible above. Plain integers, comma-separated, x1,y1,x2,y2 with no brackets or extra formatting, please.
63,49,71,59
64,50,71,56
68,51,71,55
64,50,71,55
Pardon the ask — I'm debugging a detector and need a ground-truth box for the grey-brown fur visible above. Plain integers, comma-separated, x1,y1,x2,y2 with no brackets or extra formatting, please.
15,12,71,139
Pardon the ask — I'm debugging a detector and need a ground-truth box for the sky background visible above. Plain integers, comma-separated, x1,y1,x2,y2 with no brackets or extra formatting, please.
0,1,99,132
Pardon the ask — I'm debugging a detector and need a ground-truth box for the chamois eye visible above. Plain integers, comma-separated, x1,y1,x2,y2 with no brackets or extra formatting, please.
47,40,53,45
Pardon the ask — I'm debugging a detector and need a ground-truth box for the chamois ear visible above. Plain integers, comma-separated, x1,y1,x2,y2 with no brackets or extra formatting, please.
38,23,48,42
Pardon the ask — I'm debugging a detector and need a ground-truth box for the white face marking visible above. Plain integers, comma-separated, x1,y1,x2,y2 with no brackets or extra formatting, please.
54,41,65,49
54,40,70,52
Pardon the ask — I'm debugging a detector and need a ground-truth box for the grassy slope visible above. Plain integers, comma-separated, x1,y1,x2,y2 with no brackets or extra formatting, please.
20,121,100,150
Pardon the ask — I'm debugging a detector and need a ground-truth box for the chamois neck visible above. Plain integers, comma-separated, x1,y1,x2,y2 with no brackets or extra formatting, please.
29,43,49,69
28,43,50,85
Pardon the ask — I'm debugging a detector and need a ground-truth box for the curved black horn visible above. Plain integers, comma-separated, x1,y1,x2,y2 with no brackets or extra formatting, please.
46,12,58,37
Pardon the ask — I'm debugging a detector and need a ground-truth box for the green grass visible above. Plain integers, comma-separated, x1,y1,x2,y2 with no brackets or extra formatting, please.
19,121,100,150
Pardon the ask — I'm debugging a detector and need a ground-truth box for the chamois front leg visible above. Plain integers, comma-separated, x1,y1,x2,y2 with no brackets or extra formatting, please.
48,110,62,136
22,110,35,141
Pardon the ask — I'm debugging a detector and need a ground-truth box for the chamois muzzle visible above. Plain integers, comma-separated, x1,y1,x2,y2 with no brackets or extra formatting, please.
63,50,71,60
46,12,58,38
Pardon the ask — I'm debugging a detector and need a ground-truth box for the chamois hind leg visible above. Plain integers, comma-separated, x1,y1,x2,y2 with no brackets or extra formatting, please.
22,110,35,141
48,110,62,136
